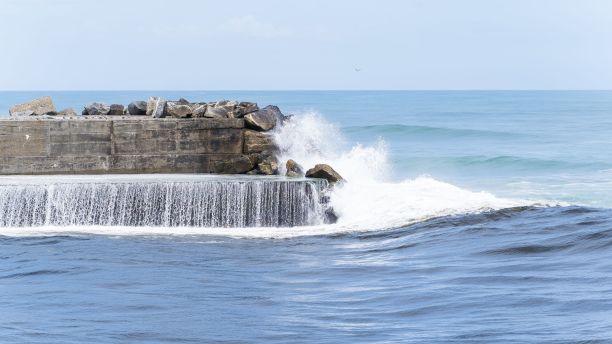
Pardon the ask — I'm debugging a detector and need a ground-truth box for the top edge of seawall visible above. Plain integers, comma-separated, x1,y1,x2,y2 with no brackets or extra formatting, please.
0,116,243,122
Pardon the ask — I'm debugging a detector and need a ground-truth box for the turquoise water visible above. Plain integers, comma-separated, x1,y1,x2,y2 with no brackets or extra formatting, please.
2,91,612,343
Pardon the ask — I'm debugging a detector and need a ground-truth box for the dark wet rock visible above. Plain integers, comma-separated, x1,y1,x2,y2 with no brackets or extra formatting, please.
146,96,167,118
9,96,55,116
108,104,125,116
244,130,276,154
305,164,344,184
127,101,147,116
323,207,338,224
244,105,282,131
257,155,279,175
166,101,193,118
83,102,110,116
286,159,304,177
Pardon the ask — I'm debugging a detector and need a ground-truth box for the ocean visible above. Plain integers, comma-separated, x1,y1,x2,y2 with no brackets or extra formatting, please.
2,91,612,343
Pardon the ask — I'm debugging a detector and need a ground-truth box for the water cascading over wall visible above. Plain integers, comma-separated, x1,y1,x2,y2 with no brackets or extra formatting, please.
0,176,328,228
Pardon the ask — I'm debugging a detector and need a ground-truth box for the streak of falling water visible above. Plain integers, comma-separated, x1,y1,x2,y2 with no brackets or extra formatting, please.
0,179,328,228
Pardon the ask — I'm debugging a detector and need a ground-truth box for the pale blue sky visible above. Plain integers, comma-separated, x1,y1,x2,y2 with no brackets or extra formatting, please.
0,0,610,90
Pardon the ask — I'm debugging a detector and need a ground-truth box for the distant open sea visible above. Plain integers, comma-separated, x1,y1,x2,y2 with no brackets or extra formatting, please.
2,90,612,343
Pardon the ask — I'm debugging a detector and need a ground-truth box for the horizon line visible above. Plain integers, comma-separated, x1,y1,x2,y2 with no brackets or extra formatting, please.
0,89,611,92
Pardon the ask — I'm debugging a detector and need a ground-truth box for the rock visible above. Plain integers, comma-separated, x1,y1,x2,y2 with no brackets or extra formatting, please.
166,101,193,118
9,96,55,116
108,104,125,116
146,96,167,118
305,164,344,184
286,159,304,177
324,208,338,224
204,106,229,118
234,102,259,117
192,104,207,118
244,130,277,154
244,105,282,131
83,102,110,116
257,155,279,175
127,101,147,116
56,108,77,117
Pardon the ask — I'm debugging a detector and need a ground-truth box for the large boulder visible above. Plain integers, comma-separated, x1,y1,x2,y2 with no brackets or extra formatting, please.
108,104,125,116
243,130,277,154
257,155,279,175
233,102,259,117
305,164,344,184
127,101,147,116
286,159,304,177
9,96,55,116
204,106,229,118
146,96,167,118
83,102,110,116
166,99,193,118
192,104,207,117
244,105,282,131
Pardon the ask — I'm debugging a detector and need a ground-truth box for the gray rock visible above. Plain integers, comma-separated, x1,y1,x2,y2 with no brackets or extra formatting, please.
234,102,259,117
146,96,167,118
9,96,56,116
166,101,193,118
305,164,344,184
191,104,207,118
286,159,304,177
57,108,77,117
257,155,279,175
204,106,229,118
244,130,277,154
324,207,338,224
108,104,125,116
127,101,147,116
244,105,282,131
83,102,110,116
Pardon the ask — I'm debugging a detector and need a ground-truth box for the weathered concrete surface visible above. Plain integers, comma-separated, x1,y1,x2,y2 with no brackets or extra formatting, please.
0,117,258,175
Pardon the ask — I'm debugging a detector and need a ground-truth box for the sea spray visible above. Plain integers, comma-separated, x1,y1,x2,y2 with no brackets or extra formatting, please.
274,112,541,232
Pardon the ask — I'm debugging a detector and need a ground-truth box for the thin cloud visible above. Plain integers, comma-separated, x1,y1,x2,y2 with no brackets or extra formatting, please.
221,15,294,39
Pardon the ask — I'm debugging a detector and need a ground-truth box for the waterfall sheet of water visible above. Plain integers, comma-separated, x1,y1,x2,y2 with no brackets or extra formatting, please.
0,175,328,228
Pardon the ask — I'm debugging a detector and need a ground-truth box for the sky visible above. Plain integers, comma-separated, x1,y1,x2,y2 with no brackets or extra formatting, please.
0,0,610,90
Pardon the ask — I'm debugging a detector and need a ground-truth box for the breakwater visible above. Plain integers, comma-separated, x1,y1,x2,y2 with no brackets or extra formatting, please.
0,96,283,175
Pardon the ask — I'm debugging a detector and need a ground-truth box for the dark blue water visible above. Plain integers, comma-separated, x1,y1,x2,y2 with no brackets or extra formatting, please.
2,206,612,343
2,91,612,343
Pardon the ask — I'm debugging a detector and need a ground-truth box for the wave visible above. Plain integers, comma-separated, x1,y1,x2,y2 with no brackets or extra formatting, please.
342,124,525,139
395,155,611,171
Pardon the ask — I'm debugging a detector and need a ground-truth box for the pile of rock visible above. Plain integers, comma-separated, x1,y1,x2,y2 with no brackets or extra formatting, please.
8,96,76,117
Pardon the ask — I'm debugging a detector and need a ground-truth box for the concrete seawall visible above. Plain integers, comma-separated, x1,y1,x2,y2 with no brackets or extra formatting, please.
0,117,269,175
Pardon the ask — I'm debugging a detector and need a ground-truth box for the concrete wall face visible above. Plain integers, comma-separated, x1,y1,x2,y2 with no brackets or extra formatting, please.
0,118,257,175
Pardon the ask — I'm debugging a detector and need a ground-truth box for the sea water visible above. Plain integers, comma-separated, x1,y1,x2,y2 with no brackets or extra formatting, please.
1,91,612,343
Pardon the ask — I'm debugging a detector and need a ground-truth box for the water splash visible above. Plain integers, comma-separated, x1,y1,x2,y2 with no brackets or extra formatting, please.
0,176,327,228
